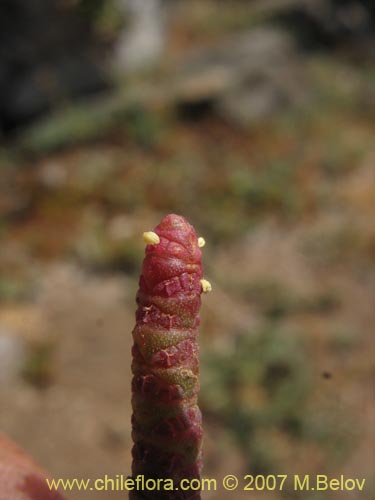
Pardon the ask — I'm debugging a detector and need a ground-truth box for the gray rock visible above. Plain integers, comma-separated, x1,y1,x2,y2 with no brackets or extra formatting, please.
114,0,167,72
0,330,27,383
172,28,308,125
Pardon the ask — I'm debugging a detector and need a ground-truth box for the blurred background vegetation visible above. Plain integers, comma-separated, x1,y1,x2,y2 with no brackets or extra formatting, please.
0,1,374,499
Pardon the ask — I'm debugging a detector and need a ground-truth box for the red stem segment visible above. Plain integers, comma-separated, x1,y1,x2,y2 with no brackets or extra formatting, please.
131,214,205,500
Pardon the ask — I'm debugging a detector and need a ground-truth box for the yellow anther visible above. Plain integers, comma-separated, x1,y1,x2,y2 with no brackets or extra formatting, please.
200,279,212,293
143,231,160,245
198,237,206,248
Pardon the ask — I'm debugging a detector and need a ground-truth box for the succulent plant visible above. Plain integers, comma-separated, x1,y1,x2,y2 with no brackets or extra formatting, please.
130,214,210,499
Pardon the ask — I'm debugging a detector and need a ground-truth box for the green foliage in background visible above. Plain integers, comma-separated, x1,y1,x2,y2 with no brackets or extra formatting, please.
77,0,126,39
202,325,312,473
201,323,357,488
16,96,160,155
